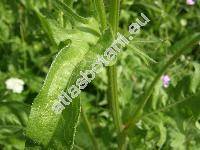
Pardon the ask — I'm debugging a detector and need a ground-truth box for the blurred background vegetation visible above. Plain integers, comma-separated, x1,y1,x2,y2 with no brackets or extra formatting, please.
0,0,200,149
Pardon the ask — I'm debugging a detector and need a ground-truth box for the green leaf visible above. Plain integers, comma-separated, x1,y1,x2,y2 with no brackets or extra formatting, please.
124,33,200,133
190,62,200,94
35,9,100,46
34,9,57,46
176,91,200,119
93,0,107,31
157,121,167,148
128,45,157,65
170,131,186,150
26,29,112,149
0,102,29,150
53,0,89,24
48,18,99,45
151,81,161,110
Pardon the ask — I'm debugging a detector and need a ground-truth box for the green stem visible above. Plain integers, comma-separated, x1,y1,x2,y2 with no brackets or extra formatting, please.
107,66,121,133
123,33,200,134
19,6,27,71
109,0,120,36
94,0,124,148
81,108,99,150
107,65,125,150
108,0,124,149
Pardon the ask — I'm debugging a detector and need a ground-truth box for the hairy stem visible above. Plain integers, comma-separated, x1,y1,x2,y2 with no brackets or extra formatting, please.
108,0,124,149
81,108,99,150
107,66,121,132
94,0,124,148
109,0,120,36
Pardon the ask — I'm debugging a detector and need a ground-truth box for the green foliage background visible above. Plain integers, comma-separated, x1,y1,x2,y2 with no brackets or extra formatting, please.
0,0,200,149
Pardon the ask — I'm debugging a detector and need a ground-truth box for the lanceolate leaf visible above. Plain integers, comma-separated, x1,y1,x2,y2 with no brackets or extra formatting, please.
34,9,57,46
26,28,112,149
128,45,157,65
190,62,200,94
53,0,89,24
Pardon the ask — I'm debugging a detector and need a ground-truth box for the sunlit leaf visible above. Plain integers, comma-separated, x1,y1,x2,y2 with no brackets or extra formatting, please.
26,28,112,149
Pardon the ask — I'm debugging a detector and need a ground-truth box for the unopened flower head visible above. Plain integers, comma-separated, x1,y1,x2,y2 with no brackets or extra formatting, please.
5,78,25,93
186,0,196,5
161,75,170,88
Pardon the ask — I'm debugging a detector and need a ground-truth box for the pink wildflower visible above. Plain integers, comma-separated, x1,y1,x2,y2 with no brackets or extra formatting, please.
161,75,170,88
186,0,196,5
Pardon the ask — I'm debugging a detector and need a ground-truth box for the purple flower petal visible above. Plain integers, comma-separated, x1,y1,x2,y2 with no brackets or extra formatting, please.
161,75,170,88
186,0,196,5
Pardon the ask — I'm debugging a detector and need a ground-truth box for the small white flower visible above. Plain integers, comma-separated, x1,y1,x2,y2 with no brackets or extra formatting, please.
5,78,25,93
